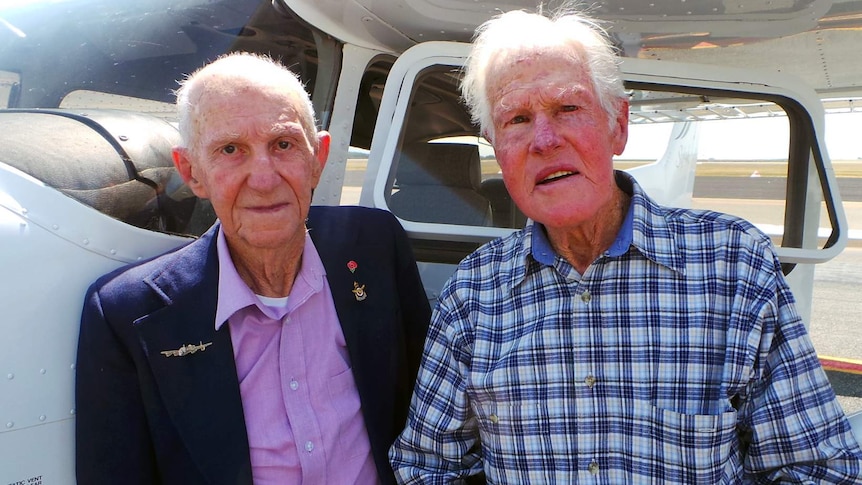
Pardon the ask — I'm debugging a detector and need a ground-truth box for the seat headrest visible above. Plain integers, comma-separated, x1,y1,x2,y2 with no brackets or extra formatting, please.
397,142,482,190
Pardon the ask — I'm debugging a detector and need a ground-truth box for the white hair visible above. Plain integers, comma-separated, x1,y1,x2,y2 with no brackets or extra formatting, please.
461,7,626,138
174,52,318,151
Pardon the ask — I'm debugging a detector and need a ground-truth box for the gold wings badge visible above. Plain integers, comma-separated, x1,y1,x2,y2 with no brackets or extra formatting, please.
160,341,213,357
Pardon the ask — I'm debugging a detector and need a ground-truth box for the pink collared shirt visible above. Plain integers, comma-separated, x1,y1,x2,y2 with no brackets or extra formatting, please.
214,228,379,484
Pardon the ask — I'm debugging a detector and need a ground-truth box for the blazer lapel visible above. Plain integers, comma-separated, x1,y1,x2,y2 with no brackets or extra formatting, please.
135,229,252,484
308,221,388,391
307,208,404,480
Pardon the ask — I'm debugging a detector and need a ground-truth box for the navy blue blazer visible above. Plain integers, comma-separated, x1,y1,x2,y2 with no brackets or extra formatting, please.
75,206,431,484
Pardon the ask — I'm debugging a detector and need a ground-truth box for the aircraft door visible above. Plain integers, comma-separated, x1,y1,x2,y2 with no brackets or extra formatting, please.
364,41,849,319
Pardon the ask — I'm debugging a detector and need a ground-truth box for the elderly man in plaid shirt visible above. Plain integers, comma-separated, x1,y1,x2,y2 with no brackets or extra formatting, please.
389,7,862,484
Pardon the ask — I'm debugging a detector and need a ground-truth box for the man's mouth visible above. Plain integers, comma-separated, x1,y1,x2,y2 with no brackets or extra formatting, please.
538,170,576,185
248,202,290,213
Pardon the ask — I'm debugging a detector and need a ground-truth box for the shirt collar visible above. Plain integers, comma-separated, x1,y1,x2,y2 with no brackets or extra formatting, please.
529,199,634,266
622,171,685,275
530,221,556,266
214,227,326,330
522,171,684,279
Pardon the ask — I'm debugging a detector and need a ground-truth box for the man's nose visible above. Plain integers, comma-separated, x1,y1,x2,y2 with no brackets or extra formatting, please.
530,115,563,153
247,150,281,190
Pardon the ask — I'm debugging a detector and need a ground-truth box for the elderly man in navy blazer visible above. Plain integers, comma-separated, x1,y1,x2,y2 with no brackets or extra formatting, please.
75,53,431,484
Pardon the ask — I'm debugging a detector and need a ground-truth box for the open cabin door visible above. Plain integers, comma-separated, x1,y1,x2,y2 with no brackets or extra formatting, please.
360,40,848,318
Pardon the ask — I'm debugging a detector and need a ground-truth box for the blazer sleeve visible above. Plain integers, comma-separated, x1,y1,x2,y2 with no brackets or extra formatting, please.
76,283,159,485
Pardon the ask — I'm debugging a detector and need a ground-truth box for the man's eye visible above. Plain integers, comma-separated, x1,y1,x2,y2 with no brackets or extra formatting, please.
277,140,291,150
221,145,237,155
510,115,528,125
560,105,579,112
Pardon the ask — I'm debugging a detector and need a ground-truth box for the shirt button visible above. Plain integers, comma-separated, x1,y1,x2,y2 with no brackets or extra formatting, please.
588,460,600,475
289,380,299,390
580,290,591,303
305,441,314,452
489,414,499,424
584,375,597,388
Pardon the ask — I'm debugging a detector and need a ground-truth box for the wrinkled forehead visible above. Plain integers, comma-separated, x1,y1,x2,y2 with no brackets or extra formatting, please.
485,43,589,98
193,75,300,113
189,77,314,145
197,79,296,110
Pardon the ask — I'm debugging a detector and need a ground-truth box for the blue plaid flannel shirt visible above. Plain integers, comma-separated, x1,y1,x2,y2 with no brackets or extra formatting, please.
390,172,862,484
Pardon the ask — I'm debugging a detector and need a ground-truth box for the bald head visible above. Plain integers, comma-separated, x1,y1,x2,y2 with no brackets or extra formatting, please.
175,53,318,154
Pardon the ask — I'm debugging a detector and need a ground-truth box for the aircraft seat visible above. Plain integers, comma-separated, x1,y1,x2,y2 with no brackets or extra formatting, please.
390,142,493,226
0,109,215,236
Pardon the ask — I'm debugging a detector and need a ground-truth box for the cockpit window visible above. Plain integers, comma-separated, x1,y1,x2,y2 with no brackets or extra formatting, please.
0,0,323,111
0,0,336,236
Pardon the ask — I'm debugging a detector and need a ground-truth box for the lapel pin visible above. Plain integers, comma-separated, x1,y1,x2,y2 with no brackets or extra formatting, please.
347,260,358,273
161,341,212,357
352,281,367,302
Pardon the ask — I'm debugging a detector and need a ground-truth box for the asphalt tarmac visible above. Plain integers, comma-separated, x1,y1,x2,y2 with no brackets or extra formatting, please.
806,247,862,416
694,176,862,416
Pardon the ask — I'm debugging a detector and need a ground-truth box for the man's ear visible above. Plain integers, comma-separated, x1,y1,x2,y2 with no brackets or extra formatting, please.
172,147,209,199
611,98,630,156
480,130,492,146
311,131,331,185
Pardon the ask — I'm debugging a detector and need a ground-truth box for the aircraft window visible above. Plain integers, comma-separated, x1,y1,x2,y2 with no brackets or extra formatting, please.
418,135,527,229
342,58,394,206
388,66,501,229
388,66,831,256
619,88,812,250
0,0,326,110
351,59,395,150
391,139,494,227
342,146,369,206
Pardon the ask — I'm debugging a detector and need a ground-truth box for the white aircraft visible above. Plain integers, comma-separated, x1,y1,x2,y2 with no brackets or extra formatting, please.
1,0,860,482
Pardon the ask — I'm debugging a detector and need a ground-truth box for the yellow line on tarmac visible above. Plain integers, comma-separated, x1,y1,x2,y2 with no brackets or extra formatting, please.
819,355,862,375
